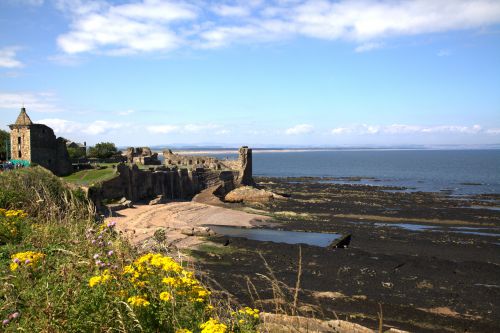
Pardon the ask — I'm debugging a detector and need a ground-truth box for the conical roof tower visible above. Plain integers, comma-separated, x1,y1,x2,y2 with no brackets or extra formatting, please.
14,107,33,126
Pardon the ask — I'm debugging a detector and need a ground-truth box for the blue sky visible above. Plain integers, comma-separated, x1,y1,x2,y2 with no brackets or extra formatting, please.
1,0,500,147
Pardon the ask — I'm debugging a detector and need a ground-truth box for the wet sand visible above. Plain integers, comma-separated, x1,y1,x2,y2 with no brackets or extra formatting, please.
190,177,500,332
106,201,271,247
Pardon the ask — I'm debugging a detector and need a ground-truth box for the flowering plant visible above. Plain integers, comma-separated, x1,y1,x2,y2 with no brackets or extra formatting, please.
0,209,27,243
10,251,45,271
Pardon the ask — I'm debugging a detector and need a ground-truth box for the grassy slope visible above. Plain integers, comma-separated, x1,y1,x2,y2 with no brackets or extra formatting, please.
0,167,258,332
62,167,117,186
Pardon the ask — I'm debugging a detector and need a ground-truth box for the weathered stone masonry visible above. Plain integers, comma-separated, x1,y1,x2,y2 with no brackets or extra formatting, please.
9,107,72,176
88,147,253,208
88,165,238,208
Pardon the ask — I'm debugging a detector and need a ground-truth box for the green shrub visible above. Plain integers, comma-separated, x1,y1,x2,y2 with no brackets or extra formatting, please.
0,209,27,244
0,167,93,222
0,166,259,332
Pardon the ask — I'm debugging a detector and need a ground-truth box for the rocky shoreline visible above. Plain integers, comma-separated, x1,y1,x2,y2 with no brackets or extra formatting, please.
188,177,500,332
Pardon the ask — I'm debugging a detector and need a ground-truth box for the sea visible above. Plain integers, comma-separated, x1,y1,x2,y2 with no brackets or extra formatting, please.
162,149,500,196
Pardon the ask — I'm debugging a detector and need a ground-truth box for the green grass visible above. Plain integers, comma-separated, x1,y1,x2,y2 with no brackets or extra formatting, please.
0,168,260,332
62,167,117,185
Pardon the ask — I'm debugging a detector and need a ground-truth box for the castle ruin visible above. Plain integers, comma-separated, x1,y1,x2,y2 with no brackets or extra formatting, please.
9,107,72,176
90,147,254,206
123,146,254,186
7,107,255,205
125,147,161,165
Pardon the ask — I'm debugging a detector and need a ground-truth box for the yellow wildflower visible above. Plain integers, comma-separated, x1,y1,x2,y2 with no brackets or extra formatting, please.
200,318,227,333
127,296,150,307
1,209,27,218
176,329,193,333
89,276,102,287
197,289,210,297
10,251,44,271
123,265,135,274
240,306,260,318
159,291,171,301
162,277,177,286
88,270,113,287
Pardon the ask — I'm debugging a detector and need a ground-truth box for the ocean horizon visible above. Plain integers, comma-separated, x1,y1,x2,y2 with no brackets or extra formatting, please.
158,149,500,196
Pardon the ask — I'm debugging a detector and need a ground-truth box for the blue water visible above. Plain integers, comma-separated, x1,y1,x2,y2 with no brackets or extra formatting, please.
167,149,500,195
205,225,341,247
371,223,500,238
251,150,500,195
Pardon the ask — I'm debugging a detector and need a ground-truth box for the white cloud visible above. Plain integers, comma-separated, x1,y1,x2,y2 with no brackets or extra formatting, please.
420,124,482,134
355,42,383,53
0,47,23,68
54,0,500,55
183,123,220,133
486,128,500,135
198,25,265,49
110,0,196,22
292,0,500,41
37,118,81,134
56,0,197,54
211,5,250,17
330,127,352,135
331,124,488,135
84,120,125,135
147,124,179,134
38,118,126,136
117,109,135,116
383,124,424,134
48,54,85,66
0,92,61,113
437,49,452,57
286,124,314,135
146,123,227,135
199,0,500,50
330,124,379,135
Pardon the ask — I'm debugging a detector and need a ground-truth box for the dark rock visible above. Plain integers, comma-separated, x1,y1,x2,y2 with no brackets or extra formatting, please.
329,234,351,248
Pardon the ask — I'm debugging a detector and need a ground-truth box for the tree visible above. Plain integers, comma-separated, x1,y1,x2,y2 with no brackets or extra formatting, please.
67,146,86,159
0,129,10,161
87,142,118,159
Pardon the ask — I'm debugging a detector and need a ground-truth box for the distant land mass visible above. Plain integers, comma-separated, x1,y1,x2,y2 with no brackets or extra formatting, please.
118,143,500,152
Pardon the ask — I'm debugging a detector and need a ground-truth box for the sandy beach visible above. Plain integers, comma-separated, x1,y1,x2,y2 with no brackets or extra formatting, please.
106,201,271,248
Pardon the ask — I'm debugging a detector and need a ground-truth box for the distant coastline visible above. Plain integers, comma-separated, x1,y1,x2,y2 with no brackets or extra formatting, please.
146,146,500,155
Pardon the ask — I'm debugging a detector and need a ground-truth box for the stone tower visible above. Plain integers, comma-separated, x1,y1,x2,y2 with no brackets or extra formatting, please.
237,146,254,186
9,107,72,176
9,107,33,161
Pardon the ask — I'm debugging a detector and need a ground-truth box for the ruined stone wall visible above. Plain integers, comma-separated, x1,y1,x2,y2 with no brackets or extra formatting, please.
88,164,237,208
163,149,222,170
55,138,72,176
29,125,72,176
236,146,253,186
9,124,71,176
88,147,254,208
161,146,253,186
125,147,161,165
29,125,58,170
